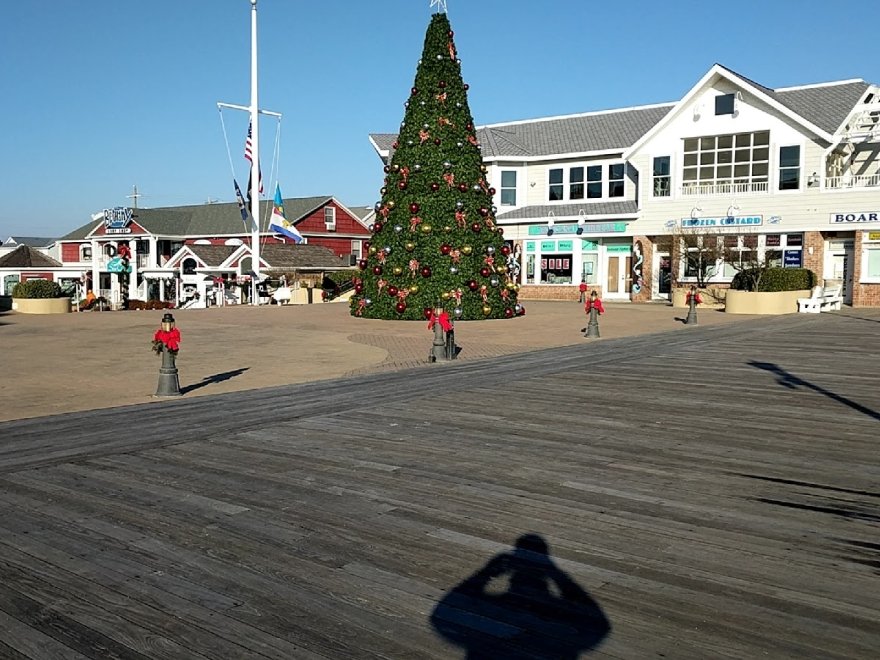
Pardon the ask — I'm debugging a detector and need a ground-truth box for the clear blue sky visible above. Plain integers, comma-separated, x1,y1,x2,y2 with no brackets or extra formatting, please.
1,0,877,238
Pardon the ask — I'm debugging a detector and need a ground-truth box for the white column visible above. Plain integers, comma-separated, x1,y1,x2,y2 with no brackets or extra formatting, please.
90,239,99,294
128,239,138,301
159,278,165,302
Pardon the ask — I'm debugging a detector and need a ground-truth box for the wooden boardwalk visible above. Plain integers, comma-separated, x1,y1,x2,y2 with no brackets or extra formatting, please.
1,311,878,659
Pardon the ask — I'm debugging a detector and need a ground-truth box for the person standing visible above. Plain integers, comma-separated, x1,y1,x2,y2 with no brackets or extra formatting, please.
578,278,588,303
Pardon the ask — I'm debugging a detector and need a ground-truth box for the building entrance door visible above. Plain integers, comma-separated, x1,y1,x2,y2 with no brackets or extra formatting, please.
605,254,632,299
827,240,854,305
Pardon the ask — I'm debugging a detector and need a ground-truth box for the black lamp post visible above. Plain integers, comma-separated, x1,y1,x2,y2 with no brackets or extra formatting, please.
585,290,600,338
155,313,182,397
685,285,699,325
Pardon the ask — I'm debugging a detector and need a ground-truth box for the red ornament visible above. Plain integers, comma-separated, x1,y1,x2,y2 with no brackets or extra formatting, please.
478,207,489,216
468,280,478,290
358,259,368,270
457,182,468,192
387,285,399,297
392,141,399,149
489,187,496,195
500,245,511,256
395,302,407,314
420,266,432,278
398,181,407,190
363,241,371,250
464,84,469,90
409,202,420,214
373,222,383,233
448,30,454,37
439,80,447,88
434,137,441,146
480,267,491,278
423,307,434,319
411,87,418,95
471,222,482,233
430,182,440,192
504,307,514,318
372,265,383,276
355,283,364,293
383,165,390,173
440,244,452,255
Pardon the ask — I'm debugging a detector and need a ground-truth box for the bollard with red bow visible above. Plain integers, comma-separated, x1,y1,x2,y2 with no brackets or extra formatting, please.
685,285,701,325
427,304,457,361
585,290,603,338
153,313,182,396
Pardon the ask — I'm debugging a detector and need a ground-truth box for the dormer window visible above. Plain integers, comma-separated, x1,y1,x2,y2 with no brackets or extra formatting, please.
324,206,336,231
715,93,736,115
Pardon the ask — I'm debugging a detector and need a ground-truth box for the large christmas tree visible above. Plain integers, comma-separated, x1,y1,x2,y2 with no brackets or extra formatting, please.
350,11,522,321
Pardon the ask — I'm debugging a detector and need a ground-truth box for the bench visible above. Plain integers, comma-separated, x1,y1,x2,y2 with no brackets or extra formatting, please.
797,285,842,313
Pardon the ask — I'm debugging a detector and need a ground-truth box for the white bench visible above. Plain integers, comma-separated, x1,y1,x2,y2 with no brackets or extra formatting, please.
797,285,842,313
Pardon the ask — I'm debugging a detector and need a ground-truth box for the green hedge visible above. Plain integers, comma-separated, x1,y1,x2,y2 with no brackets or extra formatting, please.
11,279,64,299
731,268,816,292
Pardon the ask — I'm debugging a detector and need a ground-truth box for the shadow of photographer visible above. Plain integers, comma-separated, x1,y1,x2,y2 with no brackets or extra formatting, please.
431,534,610,659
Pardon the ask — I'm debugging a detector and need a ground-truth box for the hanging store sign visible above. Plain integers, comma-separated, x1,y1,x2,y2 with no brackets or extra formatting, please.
528,222,628,236
867,232,880,241
103,207,134,234
680,215,763,228
829,212,879,224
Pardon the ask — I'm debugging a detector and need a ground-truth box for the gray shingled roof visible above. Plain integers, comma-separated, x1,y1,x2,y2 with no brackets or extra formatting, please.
496,201,638,221
260,244,347,270
718,64,870,135
3,236,57,248
372,105,673,160
187,245,239,268
59,196,336,241
0,245,63,268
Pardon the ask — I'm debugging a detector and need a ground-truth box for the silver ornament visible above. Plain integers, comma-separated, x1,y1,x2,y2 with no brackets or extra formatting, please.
449,266,459,274
436,54,443,60
472,184,481,192
407,139,414,146
455,102,462,108
490,277,500,287
455,201,464,209
394,225,403,233
443,161,453,169
365,298,372,305
414,164,422,171
383,246,392,254
454,307,462,317
420,100,426,106
486,246,495,255
456,142,464,148
423,123,430,130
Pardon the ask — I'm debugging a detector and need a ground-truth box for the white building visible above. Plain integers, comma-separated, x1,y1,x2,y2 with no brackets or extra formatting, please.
371,64,880,305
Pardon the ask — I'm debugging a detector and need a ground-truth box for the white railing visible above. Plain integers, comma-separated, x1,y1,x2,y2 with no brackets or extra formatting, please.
680,181,769,197
824,173,880,189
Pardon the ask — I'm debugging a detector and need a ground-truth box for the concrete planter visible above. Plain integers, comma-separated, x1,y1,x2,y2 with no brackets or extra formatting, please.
724,289,811,315
11,298,72,314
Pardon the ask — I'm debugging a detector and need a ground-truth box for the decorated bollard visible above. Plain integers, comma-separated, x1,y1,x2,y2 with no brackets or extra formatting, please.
585,290,604,338
427,303,456,362
685,285,702,325
152,312,182,396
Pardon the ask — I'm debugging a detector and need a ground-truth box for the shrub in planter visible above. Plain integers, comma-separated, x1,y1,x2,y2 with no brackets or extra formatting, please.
12,279,64,299
731,268,815,292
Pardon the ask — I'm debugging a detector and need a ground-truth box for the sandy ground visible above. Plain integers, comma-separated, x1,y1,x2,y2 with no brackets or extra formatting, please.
0,299,756,422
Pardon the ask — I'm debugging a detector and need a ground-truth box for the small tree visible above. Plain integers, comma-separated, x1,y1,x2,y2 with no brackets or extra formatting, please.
717,233,774,291
655,226,726,289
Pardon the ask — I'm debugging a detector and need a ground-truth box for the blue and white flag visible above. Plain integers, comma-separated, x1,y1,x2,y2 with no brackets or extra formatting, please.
233,179,251,229
268,184,303,243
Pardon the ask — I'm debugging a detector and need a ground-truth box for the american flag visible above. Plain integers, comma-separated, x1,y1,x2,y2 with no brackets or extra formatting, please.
244,121,263,194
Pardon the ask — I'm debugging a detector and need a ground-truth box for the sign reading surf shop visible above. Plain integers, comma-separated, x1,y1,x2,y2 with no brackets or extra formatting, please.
103,207,134,234
829,211,879,224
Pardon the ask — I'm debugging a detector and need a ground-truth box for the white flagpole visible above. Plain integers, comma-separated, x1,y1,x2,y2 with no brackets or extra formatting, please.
249,0,260,306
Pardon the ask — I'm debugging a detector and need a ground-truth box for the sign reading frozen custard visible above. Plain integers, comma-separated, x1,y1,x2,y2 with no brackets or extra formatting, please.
103,207,133,234
829,212,879,224
681,215,762,228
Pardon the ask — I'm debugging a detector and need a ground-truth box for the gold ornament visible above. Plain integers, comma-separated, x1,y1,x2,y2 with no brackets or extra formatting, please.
443,225,452,232
421,224,433,234
388,200,396,208
405,242,415,251
441,292,451,300
506,281,516,289
514,284,520,292
482,305,492,315
409,284,420,293
461,245,473,255
496,265,506,274
393,266,403,275
369,246,377,254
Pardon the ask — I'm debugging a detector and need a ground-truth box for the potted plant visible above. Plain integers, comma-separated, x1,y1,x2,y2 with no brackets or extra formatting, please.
725,267,816,314
11,279,72,314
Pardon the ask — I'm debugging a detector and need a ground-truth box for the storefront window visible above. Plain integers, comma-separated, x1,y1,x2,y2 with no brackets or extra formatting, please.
540,255,572,284
581,251,598,285
863,234,880,281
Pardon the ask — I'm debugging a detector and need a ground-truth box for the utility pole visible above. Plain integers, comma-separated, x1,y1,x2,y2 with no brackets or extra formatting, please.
127,185,143,209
